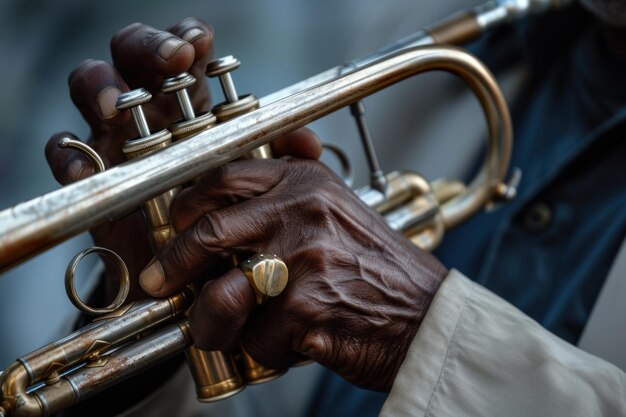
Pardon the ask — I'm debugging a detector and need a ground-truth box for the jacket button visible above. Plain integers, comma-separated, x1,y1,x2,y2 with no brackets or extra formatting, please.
522,202,552,233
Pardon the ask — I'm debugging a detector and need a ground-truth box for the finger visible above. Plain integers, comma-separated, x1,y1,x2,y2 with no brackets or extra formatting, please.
45,132,98,185
165,19,214,113
111,22,195,86
241,300,301,369
140,195,282,296
190,266,300,369
271,128,322,160
189,268,255,351
166,18,214,66
171,159,287,233
68,59,130,131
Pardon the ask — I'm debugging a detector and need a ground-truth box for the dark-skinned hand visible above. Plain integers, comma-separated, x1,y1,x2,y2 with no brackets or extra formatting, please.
44,18,322,301
138,157,449,392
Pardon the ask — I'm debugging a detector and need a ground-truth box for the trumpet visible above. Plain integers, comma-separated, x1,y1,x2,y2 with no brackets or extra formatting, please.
0,1,571,416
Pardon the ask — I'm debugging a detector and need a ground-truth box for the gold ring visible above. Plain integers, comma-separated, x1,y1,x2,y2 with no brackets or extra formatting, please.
238,253,288,305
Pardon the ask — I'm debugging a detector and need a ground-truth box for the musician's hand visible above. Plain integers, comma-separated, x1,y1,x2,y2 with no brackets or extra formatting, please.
139,158,448,391
43,19,322,300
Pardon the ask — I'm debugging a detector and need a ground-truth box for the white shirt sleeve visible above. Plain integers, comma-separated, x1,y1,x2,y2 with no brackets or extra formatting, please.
380,269,626,417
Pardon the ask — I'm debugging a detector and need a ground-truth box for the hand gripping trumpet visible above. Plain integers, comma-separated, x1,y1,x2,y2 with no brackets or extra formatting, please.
0,1,571,415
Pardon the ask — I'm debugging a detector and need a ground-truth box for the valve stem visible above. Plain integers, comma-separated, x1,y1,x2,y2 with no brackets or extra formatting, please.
206,55,241,104
116,88,153,138
162,72,197,121
350,101,387,193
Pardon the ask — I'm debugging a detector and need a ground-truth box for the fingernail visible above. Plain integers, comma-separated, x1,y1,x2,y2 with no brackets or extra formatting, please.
140,258,165,293
182,28,207,43
159,38,187,60
97,86,121,119
67,159,85,182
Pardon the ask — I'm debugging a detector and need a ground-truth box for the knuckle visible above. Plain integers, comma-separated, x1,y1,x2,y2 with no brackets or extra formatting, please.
188,225,213,261
286,159,338,189
195,163,241,200
211,279,249,322
165,228,213,278
167,238,192,274
299,329,332,361
197,210,216,236
309,186,335,214
290,246,332,276
163,213,223,278
197,211,224,247
170,191,191,232
304,158,334,178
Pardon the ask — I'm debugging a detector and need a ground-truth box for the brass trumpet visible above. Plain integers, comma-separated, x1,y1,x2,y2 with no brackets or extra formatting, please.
0,1,571,416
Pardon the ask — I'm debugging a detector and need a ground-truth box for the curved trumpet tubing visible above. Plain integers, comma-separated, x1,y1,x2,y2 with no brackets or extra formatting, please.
0,45,510,274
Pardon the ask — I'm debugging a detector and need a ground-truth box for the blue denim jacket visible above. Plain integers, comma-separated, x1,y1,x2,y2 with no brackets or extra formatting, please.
310,7,626,416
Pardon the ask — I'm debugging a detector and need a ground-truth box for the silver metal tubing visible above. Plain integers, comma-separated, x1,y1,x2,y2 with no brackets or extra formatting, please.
349,101,387,193
129,107,151,138
177,90,196,120
219,73,239,104
0,44,511,273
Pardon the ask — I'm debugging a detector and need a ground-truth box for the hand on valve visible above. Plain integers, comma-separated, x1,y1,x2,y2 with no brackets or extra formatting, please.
139,157,448,391
44,19,322,300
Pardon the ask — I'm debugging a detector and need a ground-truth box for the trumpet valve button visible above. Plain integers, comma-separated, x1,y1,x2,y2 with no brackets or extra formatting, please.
205,55,241,76
161,72,196,93
115,88,152,110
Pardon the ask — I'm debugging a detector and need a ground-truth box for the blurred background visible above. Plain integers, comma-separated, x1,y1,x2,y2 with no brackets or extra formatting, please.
0,0,503,381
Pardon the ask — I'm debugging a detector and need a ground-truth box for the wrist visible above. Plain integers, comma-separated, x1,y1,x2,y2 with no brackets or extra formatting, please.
384,260,448,391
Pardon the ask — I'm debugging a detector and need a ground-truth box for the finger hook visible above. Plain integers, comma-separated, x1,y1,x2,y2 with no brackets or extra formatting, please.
65,247,130,315
58,137,106,173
